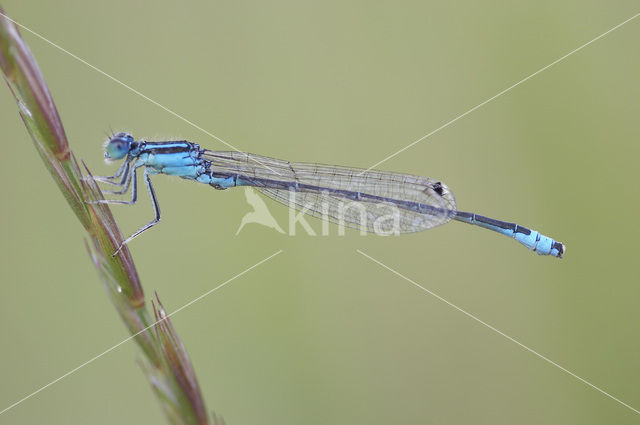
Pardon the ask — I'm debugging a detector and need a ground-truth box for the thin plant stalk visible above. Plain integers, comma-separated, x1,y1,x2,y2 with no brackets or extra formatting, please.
0,7,211,425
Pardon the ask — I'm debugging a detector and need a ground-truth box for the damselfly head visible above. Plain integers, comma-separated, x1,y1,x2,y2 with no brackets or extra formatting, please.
104,132,134,160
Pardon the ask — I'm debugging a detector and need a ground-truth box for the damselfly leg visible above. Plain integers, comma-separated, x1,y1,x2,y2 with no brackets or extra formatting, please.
88,163,162,256
92,159,132,185
91,164,139,205
113,169,161,256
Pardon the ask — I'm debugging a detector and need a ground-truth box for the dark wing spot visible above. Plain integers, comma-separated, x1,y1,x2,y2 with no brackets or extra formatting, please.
432,182,444,197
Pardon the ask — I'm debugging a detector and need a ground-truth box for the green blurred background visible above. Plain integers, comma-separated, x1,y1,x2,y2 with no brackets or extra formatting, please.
1,1,639,424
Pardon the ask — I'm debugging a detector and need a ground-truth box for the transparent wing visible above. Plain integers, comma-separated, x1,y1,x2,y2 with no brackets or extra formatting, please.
202,150,457,233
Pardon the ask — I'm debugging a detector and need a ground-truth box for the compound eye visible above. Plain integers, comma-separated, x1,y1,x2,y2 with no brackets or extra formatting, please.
105,136,131,160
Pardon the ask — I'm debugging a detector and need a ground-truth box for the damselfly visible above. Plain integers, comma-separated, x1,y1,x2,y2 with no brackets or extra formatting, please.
92,132,565,258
